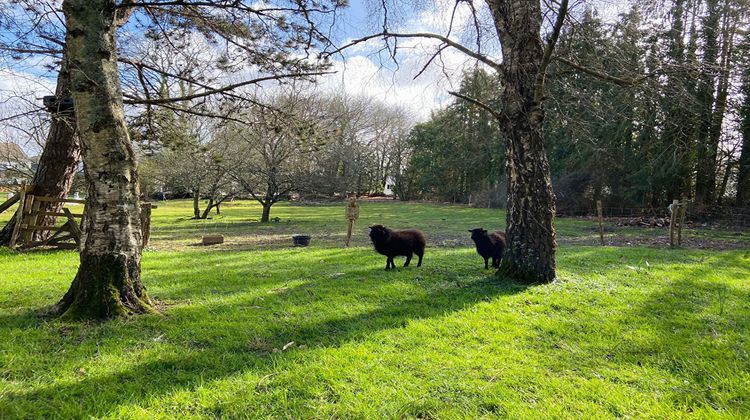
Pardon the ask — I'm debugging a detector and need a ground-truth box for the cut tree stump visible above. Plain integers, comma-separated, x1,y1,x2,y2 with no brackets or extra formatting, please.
202,234,224,245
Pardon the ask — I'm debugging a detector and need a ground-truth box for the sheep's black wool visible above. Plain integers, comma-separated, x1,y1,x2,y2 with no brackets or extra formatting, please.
469,228,506,269
368,224,426,270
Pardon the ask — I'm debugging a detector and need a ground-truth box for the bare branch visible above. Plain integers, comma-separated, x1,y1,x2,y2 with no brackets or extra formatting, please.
535,0,569,103
324,32,503,73
553,55,636,87
447,90,502,121
122,71,335,105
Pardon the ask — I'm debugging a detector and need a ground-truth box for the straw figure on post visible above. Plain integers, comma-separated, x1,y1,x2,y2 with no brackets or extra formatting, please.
345,195,360,247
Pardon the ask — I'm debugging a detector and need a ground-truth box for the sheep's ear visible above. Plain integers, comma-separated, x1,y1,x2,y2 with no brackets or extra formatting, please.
368,225,375,230
468,230,473,233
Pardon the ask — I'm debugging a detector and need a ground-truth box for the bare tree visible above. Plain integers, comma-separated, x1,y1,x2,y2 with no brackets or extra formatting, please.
328,0,568,282
224,92,327,222
146,123,237,219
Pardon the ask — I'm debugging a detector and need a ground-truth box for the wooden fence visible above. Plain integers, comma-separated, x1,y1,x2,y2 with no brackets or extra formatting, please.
1,186,155,250
8,186,86,250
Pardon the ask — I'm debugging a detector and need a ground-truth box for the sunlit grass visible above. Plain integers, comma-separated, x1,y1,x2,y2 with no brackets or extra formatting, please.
0,200,748,417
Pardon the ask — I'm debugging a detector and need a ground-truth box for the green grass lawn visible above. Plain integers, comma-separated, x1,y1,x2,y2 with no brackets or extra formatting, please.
0,199,749,418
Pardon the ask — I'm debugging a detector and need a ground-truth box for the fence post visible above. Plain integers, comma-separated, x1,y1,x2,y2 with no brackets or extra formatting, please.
677,199,687,246
669,199,678,248
597,200,604,246
8,183,27,249
141,203,153,248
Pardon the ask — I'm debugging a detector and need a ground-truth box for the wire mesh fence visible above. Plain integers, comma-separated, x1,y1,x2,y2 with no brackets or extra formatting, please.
567,202,750,229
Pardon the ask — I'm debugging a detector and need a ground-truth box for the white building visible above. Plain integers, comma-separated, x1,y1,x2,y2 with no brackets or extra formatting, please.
0,142,32,187
384,176,396,197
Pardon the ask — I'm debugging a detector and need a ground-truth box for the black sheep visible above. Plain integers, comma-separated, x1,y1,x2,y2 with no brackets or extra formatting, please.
469,228,506,269
368,224,426,270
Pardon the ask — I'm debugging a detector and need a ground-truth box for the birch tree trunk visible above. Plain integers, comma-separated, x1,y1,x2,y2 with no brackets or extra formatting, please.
54,0,153,319
0,55,80,245
488,0,558,283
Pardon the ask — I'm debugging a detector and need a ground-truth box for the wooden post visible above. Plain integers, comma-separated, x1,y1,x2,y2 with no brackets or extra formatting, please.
20,194,39,243
669,200,680,248
9,184,28,248
345,196,360,247
596,200,604,246
141,202,153,248
0,193,20,214
677,200,687,246
62,208,83,247
25,197,41,244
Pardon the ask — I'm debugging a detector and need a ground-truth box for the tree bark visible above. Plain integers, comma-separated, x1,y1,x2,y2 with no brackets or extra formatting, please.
261,202,272,223
0,55,81,245
488,0,558,283
54,0,153,319
200,196,215,219
193,189,201,219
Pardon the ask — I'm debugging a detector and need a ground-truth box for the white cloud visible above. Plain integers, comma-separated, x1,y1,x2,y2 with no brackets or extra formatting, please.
319,1,496,121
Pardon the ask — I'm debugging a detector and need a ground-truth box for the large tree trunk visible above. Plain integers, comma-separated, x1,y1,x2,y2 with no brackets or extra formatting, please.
54,0,153,319
488,0,558,283
0,56,80,245
260,202,272,223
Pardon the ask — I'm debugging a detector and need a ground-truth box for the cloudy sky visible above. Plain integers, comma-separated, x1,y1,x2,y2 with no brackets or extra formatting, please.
315,0,628,119
316,0,496,120
0,0,630,152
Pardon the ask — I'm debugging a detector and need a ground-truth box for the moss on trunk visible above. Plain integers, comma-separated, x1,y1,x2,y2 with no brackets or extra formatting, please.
55,254,155,319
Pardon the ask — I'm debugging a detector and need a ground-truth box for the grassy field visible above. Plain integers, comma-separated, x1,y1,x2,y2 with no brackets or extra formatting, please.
0,199,749,418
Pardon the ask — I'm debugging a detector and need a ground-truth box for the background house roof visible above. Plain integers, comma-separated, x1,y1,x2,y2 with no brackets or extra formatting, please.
0,142,30,163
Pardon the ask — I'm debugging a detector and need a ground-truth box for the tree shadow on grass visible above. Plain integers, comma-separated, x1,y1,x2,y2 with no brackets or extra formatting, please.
527,248,749,415
617,260,750,413
0,249,528,417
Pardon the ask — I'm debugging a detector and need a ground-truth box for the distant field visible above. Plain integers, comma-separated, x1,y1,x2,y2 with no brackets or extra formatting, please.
0,198,745,250
0,199,748,417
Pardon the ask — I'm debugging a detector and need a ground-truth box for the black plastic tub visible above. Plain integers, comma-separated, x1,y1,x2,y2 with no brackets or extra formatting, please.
292,235,311,246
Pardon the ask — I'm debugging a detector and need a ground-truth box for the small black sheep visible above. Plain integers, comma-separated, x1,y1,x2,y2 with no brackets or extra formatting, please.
469,228,506,269
368,224,426,270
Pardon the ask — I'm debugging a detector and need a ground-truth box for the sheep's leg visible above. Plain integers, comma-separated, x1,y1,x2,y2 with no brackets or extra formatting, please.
416,252,423,267
404,253,412,267
484,257,489,269
385,257,393,270
492,257,499,268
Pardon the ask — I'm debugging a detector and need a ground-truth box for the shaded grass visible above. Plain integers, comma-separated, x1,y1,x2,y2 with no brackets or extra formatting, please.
0,200,748,417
